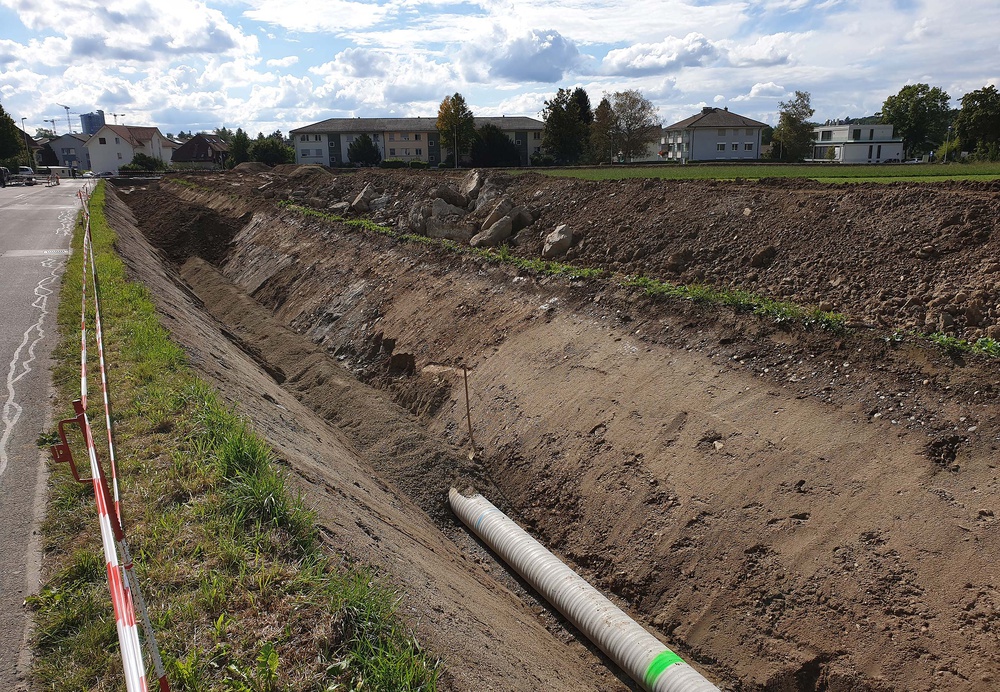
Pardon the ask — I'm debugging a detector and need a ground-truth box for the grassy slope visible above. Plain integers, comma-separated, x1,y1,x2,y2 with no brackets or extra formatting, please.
29,182,438,691
530,161,1000,183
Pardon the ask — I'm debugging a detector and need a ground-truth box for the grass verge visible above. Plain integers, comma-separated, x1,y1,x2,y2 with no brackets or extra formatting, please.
30,182,439,690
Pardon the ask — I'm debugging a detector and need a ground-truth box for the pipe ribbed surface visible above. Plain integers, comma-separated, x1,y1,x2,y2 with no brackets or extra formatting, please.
449,488,719,692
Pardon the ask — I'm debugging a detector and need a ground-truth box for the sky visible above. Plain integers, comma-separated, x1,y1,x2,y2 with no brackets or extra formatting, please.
1,0,998,139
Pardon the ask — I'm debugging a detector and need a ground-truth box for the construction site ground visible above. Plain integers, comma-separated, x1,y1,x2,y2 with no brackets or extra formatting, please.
107,167,1000,691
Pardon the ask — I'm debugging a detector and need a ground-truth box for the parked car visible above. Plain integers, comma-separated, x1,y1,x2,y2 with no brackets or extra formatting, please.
0,166,9,187
18,166,35,176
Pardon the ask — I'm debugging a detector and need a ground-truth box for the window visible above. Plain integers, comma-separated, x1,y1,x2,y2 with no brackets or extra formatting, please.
821,130,833,141
314,149,322,157
414,133,421,141
876,145,882,159
867,145,873,158
300,135,308,141
852,128,861,140
533,132,541,140
428,139,434,146
117,152,123,159
515,139,522,145
99,137,106,144
731,142,739,151
389,148,395,155
403,148,410,155
533,146,540,153
402,134,409,140
429,155,435,162
389,134,395,141
716,143,726,151
869,129,874,140
301,149,309,157
718,128,727,136
313,134,321,141
416,148,422,155
115,137,120,144
744,142,754,151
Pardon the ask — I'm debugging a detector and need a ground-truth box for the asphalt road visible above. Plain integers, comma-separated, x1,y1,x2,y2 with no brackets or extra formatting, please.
0,179,84,690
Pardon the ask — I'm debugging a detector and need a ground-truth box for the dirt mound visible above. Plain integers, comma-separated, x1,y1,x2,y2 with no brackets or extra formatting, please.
232,161,271,173
118,172,1000,691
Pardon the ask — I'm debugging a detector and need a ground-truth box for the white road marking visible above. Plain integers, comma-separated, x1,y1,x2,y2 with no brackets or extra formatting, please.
2,249,71,258
0,257,64,478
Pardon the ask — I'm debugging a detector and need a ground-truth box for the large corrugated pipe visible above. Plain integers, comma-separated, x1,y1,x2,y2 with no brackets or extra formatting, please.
449,488,720,692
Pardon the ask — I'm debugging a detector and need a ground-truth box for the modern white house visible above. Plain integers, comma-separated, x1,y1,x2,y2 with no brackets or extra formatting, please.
661,107,767,163
808,123,904,163
48,133,91,172
289,116,544,167
84,125,172,173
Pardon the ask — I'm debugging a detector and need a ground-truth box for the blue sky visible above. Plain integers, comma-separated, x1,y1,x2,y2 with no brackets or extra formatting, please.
1,0,997,138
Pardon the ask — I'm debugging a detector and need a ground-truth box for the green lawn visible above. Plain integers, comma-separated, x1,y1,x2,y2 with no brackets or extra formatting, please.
529,161,1000,183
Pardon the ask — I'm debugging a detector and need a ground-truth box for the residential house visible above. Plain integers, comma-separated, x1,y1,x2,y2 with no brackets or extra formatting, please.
84,125,171,173
662,107,767,163
48,133,91,172
289,116,545,167
808,123,904,163
171,133,229,168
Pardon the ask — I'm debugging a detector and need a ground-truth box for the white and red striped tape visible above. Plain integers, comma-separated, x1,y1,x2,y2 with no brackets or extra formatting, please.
49,186,170,691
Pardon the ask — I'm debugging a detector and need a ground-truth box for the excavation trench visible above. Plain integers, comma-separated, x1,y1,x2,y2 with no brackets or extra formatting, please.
113,174,1000,692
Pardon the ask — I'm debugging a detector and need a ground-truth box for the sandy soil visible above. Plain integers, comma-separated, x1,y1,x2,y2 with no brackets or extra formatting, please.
111,168,1000,691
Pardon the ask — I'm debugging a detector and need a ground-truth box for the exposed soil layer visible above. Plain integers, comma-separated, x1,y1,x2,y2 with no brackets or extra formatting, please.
113,169,1000,692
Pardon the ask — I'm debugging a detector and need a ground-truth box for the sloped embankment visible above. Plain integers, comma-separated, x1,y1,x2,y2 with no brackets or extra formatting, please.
120,174,999,692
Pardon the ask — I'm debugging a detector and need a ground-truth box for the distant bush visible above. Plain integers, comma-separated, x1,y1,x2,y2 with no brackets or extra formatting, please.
380,159,407,169
408,160,428,169
530,152,556,167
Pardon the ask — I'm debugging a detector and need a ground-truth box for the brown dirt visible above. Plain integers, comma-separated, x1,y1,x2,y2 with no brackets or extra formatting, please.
111,169,1000,691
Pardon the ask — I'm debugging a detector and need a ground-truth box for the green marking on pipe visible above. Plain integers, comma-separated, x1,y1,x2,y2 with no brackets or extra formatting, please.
644,649,684,688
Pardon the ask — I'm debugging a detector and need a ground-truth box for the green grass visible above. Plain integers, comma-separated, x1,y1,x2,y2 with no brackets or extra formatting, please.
32,182,439,690
528,161,1000,183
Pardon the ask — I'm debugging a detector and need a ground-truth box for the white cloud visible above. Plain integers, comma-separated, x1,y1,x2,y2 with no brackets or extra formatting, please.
731,82,787,102
602,33,718,76
266,56,299,67
724,32,807,67
242,0,393,32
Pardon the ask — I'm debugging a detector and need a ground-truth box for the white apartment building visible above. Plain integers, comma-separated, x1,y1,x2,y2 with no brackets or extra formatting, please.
809,123,904,163
662,107,767,163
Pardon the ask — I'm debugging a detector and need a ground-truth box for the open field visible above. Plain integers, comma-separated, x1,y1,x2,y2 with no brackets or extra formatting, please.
532,161,1000,184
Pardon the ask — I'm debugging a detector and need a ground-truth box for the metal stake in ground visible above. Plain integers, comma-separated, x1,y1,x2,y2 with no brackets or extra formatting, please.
463,364,477,460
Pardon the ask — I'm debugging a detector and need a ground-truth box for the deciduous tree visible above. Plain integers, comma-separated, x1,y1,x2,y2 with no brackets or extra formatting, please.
770,90,815,162
348,133,382,166
880,83,951,159
436,93,476,166
228,128,250,167
0,102,25,166
608,90,661,163
954,85,1000,161
248,132,295,166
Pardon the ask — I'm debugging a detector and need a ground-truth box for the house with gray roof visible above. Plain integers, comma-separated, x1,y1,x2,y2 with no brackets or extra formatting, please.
662,107,767,163
290,116,544,167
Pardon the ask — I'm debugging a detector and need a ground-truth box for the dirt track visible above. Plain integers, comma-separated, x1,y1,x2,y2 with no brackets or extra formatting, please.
113,168,999,691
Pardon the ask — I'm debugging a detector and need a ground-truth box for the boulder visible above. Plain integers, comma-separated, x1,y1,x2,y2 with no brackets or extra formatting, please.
408,201,431,233
425,217,477,242
542,224,573,259
328,201,350,214
460,169,484,200
470,216,513,248
430,197,467,218
475,179,504,211
481,198,513,231
749,245,777,268
350,183,376,213
430,184,468,208
510,206,534,233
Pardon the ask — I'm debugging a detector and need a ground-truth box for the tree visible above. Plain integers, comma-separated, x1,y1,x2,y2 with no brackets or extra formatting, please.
0,102,25,166
881,83,951,159
541,88,589,164
175,130,194,141
572,87,593,126
248,132,295,166
470,123,521,167
214,126,234,144
120,152,168,171
348,133,381,166
436,93,476,166
590,97,615,164
34,127,57,140
770,90,815,162
609,90,661,163
954,85,1000,161
228,128,251,168
760,124,774,146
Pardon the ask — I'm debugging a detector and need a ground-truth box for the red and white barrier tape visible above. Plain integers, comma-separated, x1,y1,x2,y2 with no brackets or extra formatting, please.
50,186,170,691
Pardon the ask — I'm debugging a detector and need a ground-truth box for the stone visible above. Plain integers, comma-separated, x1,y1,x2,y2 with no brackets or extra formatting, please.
350,183,376,213
542,224,573,259
481,198,514,231
986,324,1000,341
749,245,777,268
408,201,431,233
818,301,834,312
328,201,350,213
460,169,484,200
475,180,503,211
430,184,467,208
430,197,467,218
425,217,477,241
510,206,534,233
470,216,513,248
